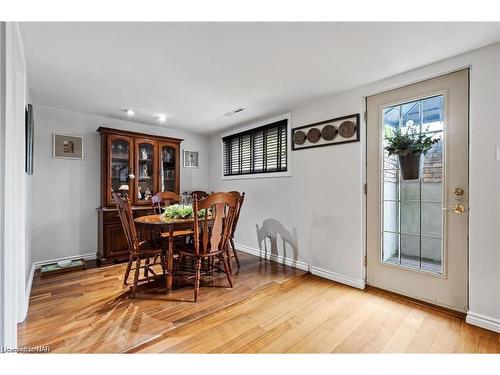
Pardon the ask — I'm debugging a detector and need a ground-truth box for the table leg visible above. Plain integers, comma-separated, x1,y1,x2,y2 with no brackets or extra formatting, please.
166,235,174,293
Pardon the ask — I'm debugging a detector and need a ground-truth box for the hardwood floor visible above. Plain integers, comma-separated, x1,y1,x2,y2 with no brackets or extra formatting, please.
19,253,500,353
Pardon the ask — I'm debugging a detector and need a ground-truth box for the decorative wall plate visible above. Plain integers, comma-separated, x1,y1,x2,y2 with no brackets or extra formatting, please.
338,120,356,138
291,113,360,151
307,128,321,143
321,124,337,141
293,130,306,145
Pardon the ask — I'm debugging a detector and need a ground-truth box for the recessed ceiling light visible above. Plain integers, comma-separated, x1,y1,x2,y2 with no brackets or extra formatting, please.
158,115,166,123
126,109,135,116
224,107,246,116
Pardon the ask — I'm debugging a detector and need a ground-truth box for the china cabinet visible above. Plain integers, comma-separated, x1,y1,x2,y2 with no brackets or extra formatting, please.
96,127,182,264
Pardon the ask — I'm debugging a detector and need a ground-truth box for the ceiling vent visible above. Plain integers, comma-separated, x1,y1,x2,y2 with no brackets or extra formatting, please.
224,107,246,116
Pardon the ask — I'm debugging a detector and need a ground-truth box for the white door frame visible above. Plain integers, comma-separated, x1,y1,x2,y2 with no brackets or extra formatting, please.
0,21,18,349
0,21,6,349
1,21,28,349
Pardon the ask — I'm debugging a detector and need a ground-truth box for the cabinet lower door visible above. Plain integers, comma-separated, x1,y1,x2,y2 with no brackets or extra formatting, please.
103,223,129,261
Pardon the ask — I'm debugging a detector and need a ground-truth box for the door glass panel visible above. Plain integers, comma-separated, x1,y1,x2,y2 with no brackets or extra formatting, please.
400,202,420,235
422,170,443,201
420,237,443,273
161,145,176,192
381,95,444,274
383,232,399,263
137,143,154,202
383,169,399,200
400,180,420,201
421,203,443,237
111,139,130,200
383,201,399,233
401,101,421,129
400,234,420,268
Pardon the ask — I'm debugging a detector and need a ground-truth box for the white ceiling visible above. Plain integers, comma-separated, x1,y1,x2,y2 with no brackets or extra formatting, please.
20,22,500,135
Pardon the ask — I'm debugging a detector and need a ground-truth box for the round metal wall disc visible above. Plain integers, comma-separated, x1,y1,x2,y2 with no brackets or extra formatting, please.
307,128,321,143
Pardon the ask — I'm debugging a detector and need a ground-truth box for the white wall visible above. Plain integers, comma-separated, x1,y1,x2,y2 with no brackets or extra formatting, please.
208,42,500,330
209,101,366,288
31,105,210,263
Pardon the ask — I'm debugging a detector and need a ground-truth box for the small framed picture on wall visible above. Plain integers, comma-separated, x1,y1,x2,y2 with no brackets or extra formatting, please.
183,150,199,168
53,133,84,160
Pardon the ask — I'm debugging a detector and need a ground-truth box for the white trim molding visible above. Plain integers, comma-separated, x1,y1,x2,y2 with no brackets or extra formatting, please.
310,266,366,290
235,243,309,272
466,311,500,333
235,243,366,291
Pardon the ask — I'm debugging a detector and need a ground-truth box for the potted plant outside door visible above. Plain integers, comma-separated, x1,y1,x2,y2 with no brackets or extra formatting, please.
384,125,439,180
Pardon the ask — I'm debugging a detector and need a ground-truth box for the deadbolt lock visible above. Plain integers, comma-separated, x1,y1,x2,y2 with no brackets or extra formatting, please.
453,187,464,196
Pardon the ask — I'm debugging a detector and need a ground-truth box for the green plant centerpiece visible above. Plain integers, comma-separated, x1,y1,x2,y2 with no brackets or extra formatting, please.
160,204,209,221
384,125,439,180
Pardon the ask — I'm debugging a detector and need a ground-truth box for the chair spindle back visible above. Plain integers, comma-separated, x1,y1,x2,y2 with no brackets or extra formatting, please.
192,192,239,256
228,191,245,238
191,190,209,200
151,191,181,214
113,192,139,255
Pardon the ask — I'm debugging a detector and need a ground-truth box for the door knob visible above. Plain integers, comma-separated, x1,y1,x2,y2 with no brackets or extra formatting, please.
444,204,465,214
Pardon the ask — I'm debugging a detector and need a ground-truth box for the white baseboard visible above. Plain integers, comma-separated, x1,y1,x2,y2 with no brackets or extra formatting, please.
33,252,97,269
235,243,309,272
466,311,500,333
235,244,366,290
310,266,366,290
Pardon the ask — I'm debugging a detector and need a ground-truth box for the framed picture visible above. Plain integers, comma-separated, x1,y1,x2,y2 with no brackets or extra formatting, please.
53,133,84,160
25,104,34,175
183,150,199,168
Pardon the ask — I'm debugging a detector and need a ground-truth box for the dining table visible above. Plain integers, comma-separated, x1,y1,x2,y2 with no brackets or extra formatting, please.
134,213,212,293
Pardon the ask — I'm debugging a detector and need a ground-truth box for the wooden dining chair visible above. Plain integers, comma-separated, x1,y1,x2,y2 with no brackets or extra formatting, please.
150,191,194,264
190,190,209,200
151,191,180,214
176,192,238,302
113,192,165,298
228,191,245,271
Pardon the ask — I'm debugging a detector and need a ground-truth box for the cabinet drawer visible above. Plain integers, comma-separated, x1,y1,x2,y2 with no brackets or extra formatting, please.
102,208,155,223
102,210,120,223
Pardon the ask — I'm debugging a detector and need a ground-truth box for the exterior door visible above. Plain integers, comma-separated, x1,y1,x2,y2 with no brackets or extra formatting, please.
366,69,469,312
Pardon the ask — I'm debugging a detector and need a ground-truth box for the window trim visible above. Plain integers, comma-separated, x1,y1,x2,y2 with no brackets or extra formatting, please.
220,113,292,180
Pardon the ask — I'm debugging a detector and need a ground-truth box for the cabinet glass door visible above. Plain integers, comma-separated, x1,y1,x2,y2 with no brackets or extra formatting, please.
160,144,177,192
135,140,157,205
109,136,133,204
